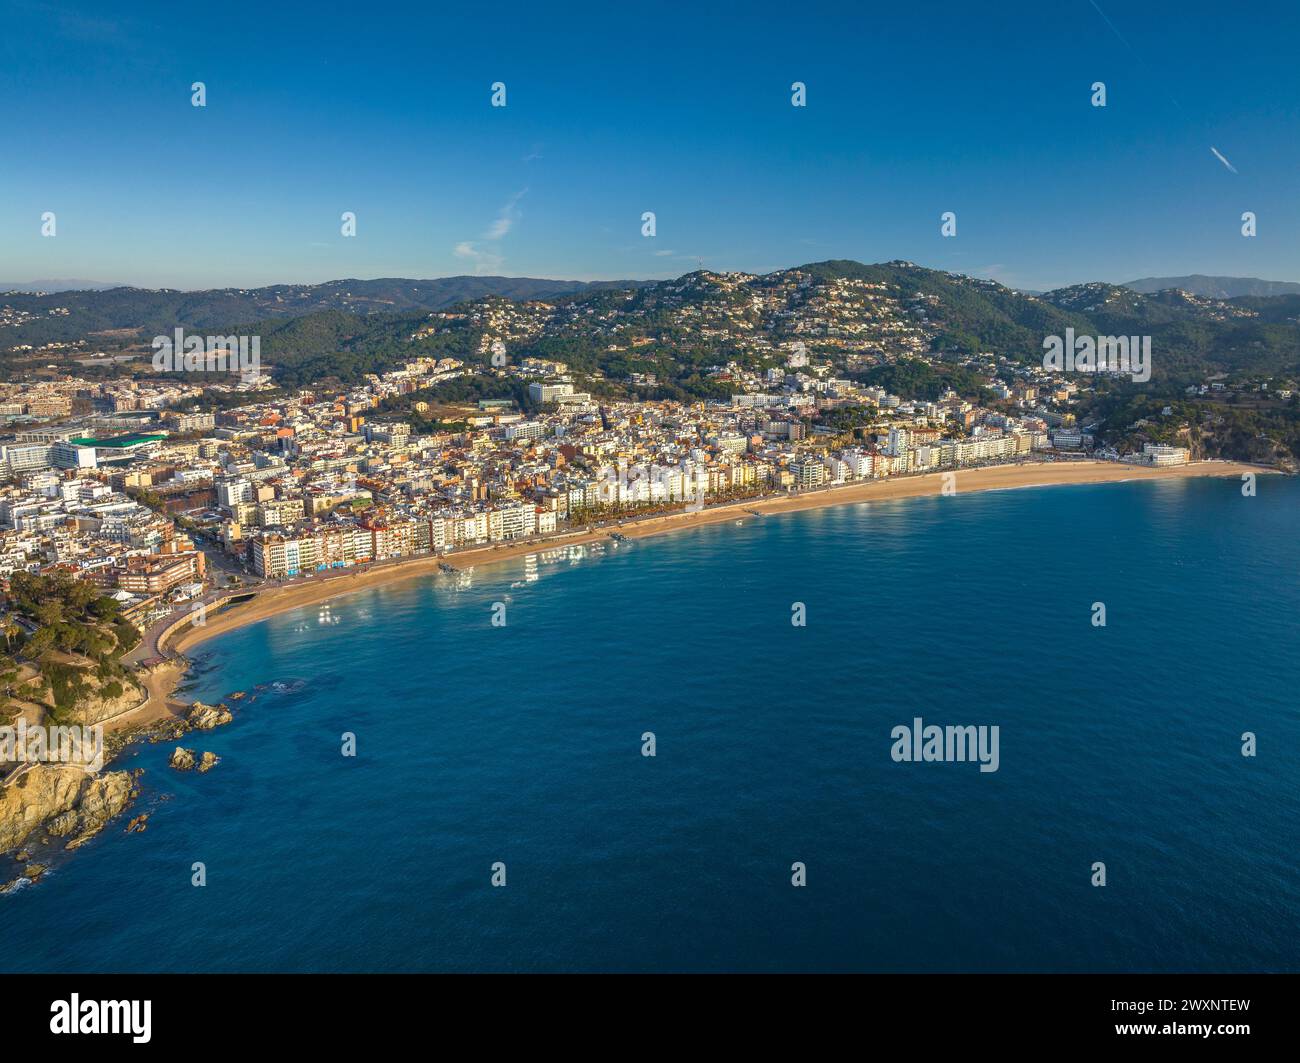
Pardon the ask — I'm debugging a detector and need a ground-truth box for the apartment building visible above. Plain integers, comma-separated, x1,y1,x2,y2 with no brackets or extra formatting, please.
1142,444,1190,467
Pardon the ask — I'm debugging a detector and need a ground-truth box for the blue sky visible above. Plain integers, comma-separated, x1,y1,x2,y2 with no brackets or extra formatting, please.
2,0,1298,290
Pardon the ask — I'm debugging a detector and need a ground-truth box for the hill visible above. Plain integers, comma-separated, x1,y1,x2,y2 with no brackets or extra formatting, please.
0,572,144,728
247,261,1300,392
1124,275,1300,299
0,275,652,349
6,260,1300,401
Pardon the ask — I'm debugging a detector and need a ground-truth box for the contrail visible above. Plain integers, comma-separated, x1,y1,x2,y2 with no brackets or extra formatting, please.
1089,0,1240,177
1210,147,1238,174
1086,0,1184,113
1088,0,1136,53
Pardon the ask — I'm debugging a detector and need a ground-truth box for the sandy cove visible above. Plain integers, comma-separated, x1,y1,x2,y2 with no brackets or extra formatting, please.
101,659,189,737
162,458,1264,661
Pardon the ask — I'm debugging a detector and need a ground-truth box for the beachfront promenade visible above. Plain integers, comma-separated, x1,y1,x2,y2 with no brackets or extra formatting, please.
134,459,1264,660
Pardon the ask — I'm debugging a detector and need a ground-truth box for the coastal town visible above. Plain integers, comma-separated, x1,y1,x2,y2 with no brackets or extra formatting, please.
4,0,1300,1005
0,326,1193,625
0,262,1270,851
0,304,1244,888
0,266,1233,637
4,0,1299,1017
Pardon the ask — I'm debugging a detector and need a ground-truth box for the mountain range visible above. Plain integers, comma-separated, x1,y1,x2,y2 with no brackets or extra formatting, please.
0,275,650,346
7,272,1298,300
1123,275,1300,299
3,263,1299,392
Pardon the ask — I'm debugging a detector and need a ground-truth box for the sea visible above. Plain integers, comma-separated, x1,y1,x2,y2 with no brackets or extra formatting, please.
2,475,1297,972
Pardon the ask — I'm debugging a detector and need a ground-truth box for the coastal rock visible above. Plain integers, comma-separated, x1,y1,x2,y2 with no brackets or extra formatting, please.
46,809,79,837
0,764,137,853
0,768,84,850
197,751,220,773
75,677,147,726
64,772,138,850
125,813,149,833
187,702,233,731
169,747,197,771
14,849,30,862
23,862,47,880
137,658,180,678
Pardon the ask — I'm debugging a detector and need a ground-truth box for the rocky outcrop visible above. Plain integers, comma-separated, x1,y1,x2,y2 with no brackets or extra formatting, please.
61,772,136,851
137,659,178,679
197,751,220,773
0,764,138,853
169,747,196,771
149,699,235,744
75,678,146,726
187,702,233,731
18,658,144,727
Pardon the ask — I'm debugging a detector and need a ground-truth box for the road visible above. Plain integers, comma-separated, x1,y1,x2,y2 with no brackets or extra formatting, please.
122,585,254,666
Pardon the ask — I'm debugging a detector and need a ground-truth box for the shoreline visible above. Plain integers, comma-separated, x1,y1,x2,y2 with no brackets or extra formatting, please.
162,459,1264,662
101,659,189,737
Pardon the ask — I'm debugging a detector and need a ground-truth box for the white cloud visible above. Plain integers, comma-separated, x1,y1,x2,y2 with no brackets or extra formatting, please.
453,190,527,273
454,241,503,274
485,189,527,239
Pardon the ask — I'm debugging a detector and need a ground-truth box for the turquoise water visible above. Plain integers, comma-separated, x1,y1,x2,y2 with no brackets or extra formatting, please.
3,476,1298,972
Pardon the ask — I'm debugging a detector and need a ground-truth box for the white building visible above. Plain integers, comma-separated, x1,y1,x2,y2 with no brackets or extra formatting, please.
1142,443,1190,466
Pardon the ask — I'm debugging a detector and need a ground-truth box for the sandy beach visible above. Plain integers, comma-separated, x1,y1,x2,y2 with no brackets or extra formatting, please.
163,459,1264,660
101,659,188,736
